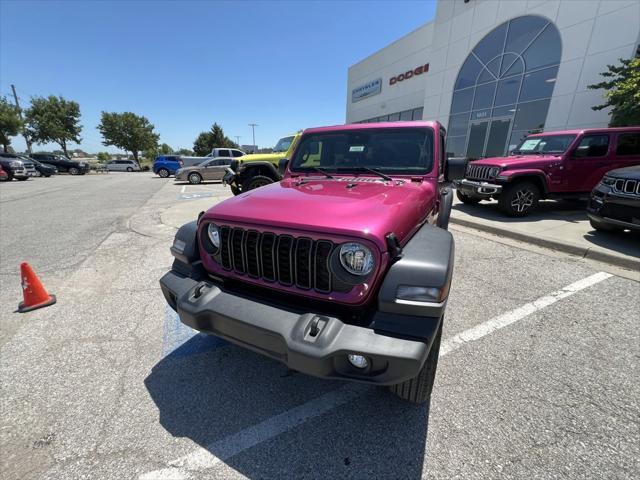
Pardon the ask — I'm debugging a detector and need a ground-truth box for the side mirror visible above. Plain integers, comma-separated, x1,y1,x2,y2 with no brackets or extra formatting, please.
278,158,289,176
445,156,468,182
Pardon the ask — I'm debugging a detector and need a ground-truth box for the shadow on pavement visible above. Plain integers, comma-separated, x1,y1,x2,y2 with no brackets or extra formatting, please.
582,228,640,258
453,198,588,224
145,336,430,478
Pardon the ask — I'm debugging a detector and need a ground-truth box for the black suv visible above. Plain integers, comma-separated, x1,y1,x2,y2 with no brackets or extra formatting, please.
588,165,640,232
18,155,57,177
30,153,90,175
0,153,36,180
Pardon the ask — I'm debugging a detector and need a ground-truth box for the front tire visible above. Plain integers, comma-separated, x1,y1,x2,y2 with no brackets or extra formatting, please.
188,172,202,184
242,174,274,192
126,167,133,172
499,181,540,217
157,168,170,178
230,184,241,196
69,167,79,175
389,321,442,404
456,189,481,204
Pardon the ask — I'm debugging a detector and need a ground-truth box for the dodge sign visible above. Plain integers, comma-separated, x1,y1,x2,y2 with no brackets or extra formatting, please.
389,64,429,85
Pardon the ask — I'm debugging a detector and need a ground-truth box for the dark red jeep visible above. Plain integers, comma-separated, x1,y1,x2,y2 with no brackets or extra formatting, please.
160,122,458,403
456,128,640,216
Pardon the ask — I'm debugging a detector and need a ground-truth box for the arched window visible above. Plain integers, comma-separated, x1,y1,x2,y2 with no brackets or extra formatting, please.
447,16,561,159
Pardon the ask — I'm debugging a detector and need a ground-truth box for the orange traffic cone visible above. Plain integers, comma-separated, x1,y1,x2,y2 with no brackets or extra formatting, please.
17,262,56,313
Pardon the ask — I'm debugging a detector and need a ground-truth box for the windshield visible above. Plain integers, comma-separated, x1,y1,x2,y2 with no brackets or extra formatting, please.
273,136,295,153
290,128,433,175
513,134,576,155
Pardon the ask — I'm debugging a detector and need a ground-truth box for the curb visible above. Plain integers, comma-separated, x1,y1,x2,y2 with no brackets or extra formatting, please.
450,216,640,271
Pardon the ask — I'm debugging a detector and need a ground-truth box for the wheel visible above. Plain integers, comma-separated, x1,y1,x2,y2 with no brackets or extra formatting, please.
456,189,481,205
69,167,79,175
499,181,540,217
17,177,28,181
242,175,274,192
230,185,241,196
589,217,621,232
389,320,442,404
188,172,202,184
157,168,170,178
126,167,133,172
44,174,51,178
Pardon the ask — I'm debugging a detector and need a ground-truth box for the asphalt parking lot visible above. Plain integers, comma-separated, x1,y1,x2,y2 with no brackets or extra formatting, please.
1,173,638,479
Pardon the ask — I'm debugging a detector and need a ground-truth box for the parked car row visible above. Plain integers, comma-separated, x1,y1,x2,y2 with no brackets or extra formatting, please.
453,126,640,231
153,148,245,178
0,153,42,181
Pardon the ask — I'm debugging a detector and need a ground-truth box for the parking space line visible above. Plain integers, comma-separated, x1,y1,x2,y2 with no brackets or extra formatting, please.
181,185,186,194
141,271,613,479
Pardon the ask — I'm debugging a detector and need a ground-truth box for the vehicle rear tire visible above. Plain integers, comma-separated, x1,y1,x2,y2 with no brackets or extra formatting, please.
126,167,133,172
389,320,442,404
69,167,79,175
499,181,540,217
242,175,274,192
589,218,621,232
157,168,170,178
230,185,241,195
188,172,202,184
456,189,481,205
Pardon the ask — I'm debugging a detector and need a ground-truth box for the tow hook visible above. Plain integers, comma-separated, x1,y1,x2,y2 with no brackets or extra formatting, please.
305,315,328,342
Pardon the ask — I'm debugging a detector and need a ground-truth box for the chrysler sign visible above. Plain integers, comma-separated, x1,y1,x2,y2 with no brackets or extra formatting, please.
351,78,382,103
389,63,429,85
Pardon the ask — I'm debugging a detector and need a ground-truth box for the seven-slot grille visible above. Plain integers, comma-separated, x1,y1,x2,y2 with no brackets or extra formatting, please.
612,178,640,196
217,226,335,293
466,164,494,181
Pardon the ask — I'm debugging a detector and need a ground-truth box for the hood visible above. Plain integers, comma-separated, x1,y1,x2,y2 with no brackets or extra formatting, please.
239,152,288,163
470,154,564,170
203,177,437,251
605,165,640,180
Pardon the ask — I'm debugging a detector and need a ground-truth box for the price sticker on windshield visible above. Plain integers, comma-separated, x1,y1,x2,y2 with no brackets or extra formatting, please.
349,145,365,152
520,139,541,150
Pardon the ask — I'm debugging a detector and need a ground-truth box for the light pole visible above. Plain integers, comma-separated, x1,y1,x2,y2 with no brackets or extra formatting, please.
248,123,258,152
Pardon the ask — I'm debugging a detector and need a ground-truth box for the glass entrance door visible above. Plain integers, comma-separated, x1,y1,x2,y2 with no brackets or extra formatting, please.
465,117,512,159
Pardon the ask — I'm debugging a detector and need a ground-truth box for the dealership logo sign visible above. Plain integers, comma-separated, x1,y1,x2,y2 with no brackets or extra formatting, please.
389,63,429,85
351,78,382,103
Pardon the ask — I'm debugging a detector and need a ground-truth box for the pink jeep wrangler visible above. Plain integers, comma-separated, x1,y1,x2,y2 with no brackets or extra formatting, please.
160,122,456,403
456,127,640,216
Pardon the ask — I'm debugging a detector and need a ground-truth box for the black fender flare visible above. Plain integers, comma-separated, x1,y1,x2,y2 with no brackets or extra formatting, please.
503,172,549,196
237,161,282,182
437,187,453,230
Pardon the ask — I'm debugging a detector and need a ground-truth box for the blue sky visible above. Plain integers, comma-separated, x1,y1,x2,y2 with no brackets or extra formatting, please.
0,0,436,153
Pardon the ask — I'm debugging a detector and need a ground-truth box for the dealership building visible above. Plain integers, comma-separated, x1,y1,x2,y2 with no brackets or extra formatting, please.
346,0,640,158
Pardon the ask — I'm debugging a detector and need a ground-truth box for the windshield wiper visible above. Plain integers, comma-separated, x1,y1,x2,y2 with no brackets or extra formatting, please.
305,166,334,179
333,166,393,182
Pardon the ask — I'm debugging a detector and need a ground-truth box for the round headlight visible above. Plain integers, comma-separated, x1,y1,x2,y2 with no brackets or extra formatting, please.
339,243,374,276
489,167,500,178
207,224,220,249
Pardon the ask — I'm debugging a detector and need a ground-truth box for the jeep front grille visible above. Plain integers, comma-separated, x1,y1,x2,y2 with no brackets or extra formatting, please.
217,226,336,293
613,178,640,196
466,164,493,181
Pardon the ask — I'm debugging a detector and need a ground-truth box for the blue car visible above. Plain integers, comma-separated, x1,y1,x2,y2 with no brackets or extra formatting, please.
153,155,184,178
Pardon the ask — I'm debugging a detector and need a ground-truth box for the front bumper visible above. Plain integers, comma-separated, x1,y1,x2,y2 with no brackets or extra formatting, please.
160,269,438,385
455,178,503,198
587,186,640,231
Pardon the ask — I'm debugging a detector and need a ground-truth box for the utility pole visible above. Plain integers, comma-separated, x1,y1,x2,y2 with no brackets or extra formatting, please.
234,136,241,147
248,123,258,153
11,84,32,154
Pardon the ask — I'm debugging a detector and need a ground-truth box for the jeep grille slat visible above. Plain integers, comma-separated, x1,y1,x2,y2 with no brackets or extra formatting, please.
466,164,493,181
612,178,639,197
214,226,338,294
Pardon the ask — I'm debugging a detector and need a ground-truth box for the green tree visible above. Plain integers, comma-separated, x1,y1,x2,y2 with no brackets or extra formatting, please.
588,57,640,127
97,112,160,162
0,96,23,153
192,123,238,156
25,95,82,158
96,152,111,162
177,148,194,156
159,143,173,154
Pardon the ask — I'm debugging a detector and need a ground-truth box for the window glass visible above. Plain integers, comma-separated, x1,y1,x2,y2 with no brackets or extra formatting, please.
217,149,230,157
504,15,548,55
615,132,640,155
273,136,295,152
455,55,483,90
509,130,530,152
492,104,517,117
477,67,496,85
499,53,520,76
574,135,610,158
450,88,474,114
472,22,507,64
377,115,389,122
485,119,512,157
471,109,491,121
467,122,489,159
412,107,423,120
519,66,558,102
502,57,524,77
445,136,466,158
514,134,577,154
388,113,401,122
473,82,497,110
522,25,561,72
495,77,521,106
448,113,470,136
290,129,433,174
231,150,244,157
512,99,550,132
399,110,413,121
